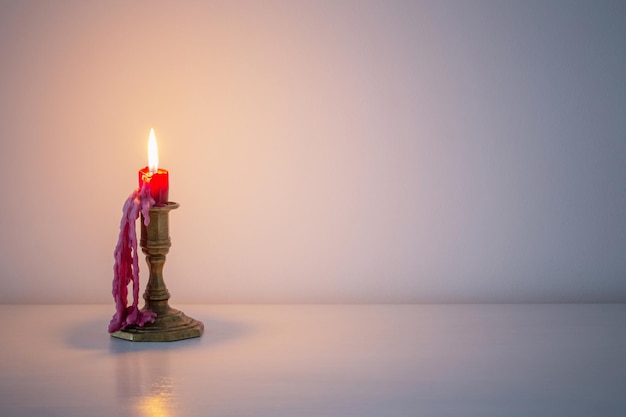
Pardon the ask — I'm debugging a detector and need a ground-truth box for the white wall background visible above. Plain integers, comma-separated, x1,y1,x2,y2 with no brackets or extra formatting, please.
1,0,625,304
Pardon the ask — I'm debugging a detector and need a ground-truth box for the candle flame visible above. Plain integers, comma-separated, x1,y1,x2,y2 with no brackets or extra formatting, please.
148,128,159,174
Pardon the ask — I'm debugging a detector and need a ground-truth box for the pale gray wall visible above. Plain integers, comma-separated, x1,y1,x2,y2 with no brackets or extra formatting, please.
1,0,625,303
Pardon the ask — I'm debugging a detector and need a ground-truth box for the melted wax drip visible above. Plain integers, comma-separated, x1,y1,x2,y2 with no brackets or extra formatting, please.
108,181,157,333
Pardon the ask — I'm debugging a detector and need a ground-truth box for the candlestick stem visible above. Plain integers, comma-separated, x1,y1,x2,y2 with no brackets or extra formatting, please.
111,202,204,342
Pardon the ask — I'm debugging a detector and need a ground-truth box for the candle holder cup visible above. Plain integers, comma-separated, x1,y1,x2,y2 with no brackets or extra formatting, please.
111,202,204,342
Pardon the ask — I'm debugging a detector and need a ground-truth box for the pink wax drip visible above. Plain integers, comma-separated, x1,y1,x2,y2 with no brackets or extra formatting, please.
108,181,157,333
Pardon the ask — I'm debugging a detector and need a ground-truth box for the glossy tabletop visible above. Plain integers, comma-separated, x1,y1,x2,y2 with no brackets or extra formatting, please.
1,304,625,416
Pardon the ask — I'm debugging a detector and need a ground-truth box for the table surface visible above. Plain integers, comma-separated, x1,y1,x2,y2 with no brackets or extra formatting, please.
1,304,625,417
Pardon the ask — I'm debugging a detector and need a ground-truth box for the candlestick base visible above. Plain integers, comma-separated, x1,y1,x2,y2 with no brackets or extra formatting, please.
111,307,204,342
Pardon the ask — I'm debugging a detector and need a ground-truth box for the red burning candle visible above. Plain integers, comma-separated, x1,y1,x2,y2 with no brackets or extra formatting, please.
138,128,169,206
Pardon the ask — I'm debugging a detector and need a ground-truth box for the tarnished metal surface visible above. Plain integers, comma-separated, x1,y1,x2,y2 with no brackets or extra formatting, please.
112,202,204,342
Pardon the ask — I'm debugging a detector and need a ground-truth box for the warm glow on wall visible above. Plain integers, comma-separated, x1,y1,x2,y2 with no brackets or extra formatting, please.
0,1,624,304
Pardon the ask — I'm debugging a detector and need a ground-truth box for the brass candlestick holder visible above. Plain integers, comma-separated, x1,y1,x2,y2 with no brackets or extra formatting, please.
111,202,204,342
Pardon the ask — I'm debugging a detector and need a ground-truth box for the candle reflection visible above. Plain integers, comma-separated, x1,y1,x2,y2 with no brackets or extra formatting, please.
114,349,179,417
137,375,177,417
